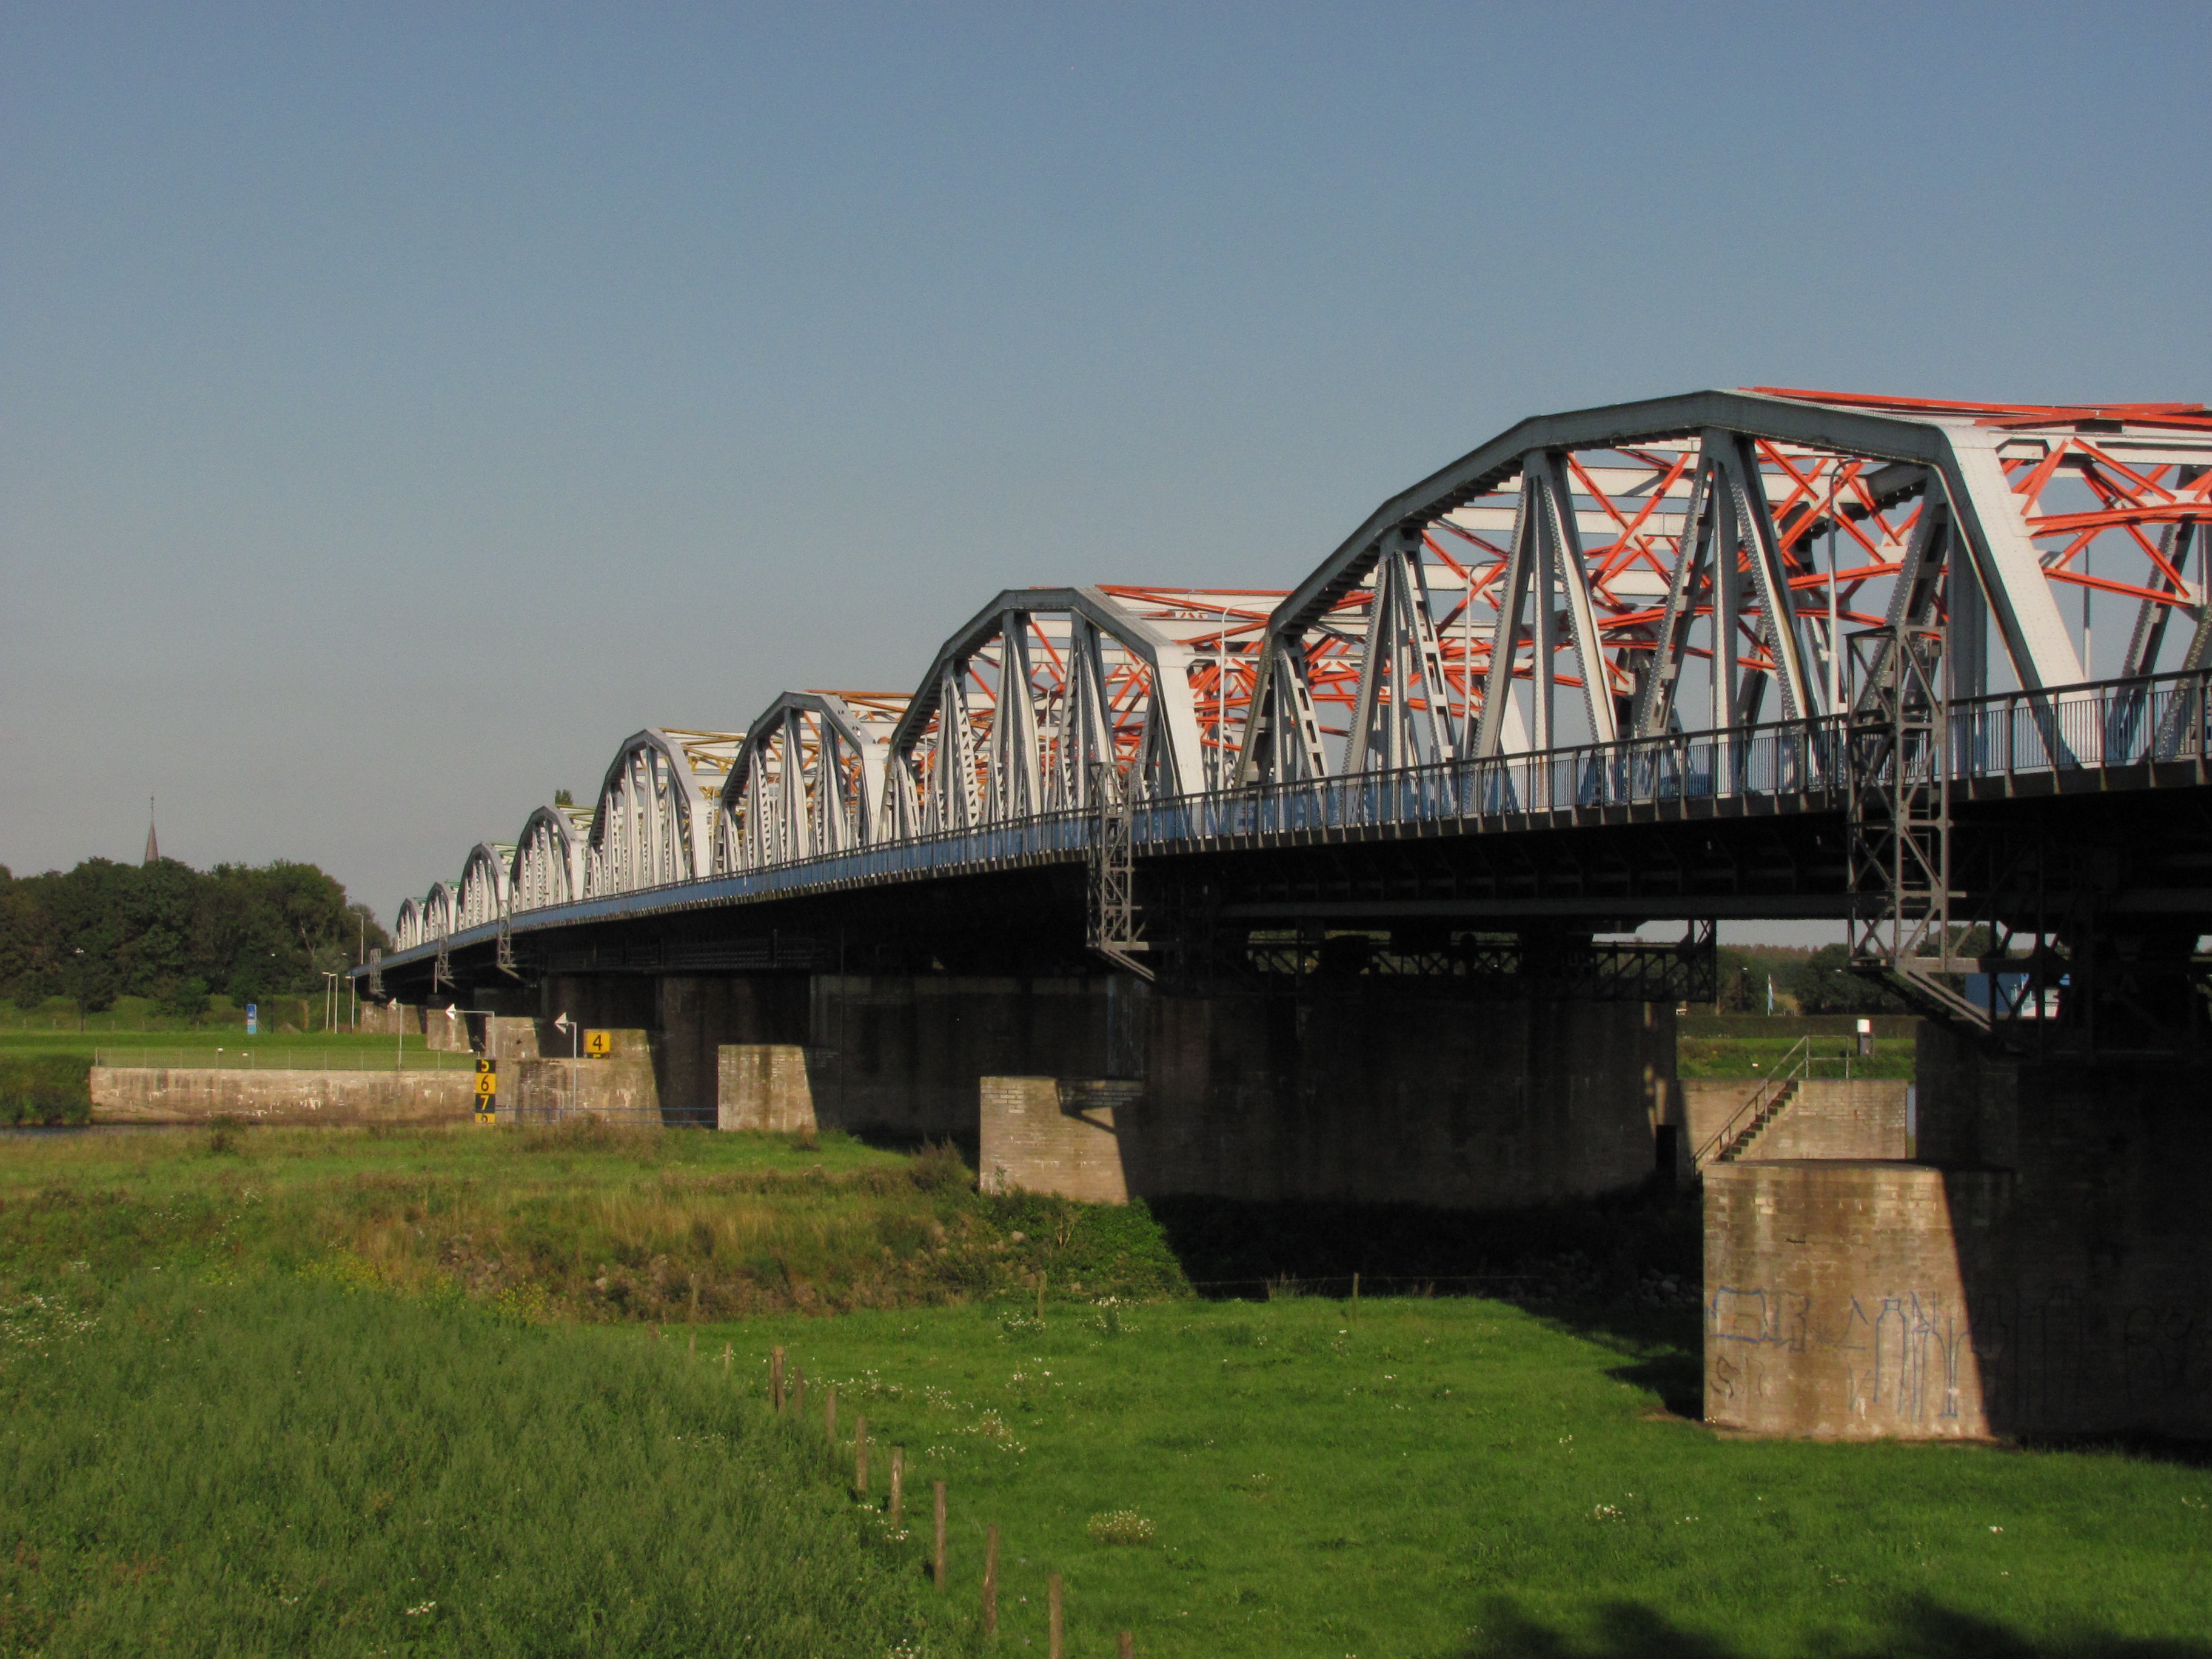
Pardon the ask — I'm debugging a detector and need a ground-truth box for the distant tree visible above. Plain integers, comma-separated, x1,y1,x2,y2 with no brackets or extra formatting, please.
158,977,212,1024
554,789,574,808
0,857,389,1008
1778,943,1908,1014
1713,946,1759,1011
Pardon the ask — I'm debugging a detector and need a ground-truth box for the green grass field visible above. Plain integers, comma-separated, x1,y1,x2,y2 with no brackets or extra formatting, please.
1675,1032,1915,1081
1,1273,959,1657
0,992,350,1037
3,1126,2207,1658
737,1297,2212,1659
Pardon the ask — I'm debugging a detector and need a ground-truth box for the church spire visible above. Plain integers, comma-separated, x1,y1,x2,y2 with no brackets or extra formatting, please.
144,796,159,866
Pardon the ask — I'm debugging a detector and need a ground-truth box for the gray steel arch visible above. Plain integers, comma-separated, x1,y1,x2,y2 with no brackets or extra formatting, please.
509,804,592,912
457,842,514,930
719,691,905,873
883,586,1208,837
1234,388,2091,785
584,729,742,896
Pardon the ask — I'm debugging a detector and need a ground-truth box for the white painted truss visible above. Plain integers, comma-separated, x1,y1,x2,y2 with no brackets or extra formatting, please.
456,843,514,930
509,804,593,913
718,692,907,873
424,882,460,940
584,729,743,897
1234,389,2212,785
880,587,1239,838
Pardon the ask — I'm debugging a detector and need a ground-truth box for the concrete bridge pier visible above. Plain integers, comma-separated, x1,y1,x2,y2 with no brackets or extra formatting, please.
982,981,1676,1209
1704,1024,2212,1441
790,974,1122,1147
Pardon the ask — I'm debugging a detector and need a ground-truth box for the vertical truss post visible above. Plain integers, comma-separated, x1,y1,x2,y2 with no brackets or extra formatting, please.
432,926,453,996
497,913,519,979
1086,762,1153,982
1848,622,1986,1026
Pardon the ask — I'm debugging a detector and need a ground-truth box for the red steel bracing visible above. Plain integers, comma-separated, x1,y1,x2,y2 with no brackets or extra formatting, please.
1751,386,2212,433
1259,391,2212,776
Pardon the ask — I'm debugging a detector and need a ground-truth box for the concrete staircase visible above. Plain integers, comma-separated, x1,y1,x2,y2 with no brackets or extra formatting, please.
1711,1079,1801,1163
1692,1036,1812,1169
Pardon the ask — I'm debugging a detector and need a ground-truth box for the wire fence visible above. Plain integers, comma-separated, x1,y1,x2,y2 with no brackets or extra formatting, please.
90,1049,475,1073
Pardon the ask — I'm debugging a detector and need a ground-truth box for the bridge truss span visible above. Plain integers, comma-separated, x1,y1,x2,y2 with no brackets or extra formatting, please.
374,388,2212,1028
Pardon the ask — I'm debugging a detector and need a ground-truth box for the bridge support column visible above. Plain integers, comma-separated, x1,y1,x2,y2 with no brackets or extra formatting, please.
968,982,1672,1208
1702,1025,2212,1441
800,975,1119,1148
655,976,808,1129
1115,987,1671,1207
980,1078,1139,1202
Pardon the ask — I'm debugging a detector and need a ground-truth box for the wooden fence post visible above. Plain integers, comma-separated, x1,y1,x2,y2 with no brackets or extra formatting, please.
1118,1631,1134,1658
933,1481,948,1590
982,1525,999,1635
1048,1572,1063,1659
854,1413,868,1495
770,1346,785,1412
890,1446,905,1528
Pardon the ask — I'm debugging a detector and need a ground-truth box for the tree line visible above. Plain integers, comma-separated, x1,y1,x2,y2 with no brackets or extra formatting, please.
1713,942,1908,1015
0,857,389,1019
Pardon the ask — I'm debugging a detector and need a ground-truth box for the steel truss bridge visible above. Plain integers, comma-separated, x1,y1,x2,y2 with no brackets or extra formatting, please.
371,387,2212,1053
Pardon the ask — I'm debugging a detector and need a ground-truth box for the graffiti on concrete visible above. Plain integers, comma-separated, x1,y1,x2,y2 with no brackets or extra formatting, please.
1706,1285,1971,1427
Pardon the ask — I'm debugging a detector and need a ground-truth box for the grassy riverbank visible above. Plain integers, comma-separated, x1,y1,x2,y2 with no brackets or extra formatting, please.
737,1296,2212,1659
1,1272,957,1657
2,1126,2206,1658
0,1124,1185,1318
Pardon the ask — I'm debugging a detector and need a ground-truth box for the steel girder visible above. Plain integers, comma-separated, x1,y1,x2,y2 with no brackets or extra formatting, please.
381,389,2212,964
582,729,743,898
719,691,907,872
456,842,514,930
509,804,592,913
1234,389,2212,786
879,586,1255,837
423,882,459,941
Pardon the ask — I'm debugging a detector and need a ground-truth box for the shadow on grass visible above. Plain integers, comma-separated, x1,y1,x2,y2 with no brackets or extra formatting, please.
1145,1184,1709,1412
1453,1596,2212,1658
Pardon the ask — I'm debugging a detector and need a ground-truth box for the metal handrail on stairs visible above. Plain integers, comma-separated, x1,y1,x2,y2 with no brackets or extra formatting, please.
1692,1036,1813,1167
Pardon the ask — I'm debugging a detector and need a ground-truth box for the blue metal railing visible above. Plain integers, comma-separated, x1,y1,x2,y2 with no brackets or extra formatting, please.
370,667,2212,971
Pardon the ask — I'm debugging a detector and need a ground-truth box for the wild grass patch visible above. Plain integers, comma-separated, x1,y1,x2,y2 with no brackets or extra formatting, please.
0,1272,967,1657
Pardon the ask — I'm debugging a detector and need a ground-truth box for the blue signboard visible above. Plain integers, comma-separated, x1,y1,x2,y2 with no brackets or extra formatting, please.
246,1002,258,1036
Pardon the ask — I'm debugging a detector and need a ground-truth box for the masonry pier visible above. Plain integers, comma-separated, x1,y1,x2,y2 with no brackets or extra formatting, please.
1703,1025,2212,1443
397,971,1677,1208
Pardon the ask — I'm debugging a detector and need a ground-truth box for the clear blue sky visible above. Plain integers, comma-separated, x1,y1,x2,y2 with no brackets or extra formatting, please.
4,2,2208,935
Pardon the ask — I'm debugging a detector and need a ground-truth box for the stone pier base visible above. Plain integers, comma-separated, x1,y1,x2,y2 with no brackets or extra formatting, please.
979,1077,1140,1202
1704,1159,2002,1439
716,1044,819,1133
